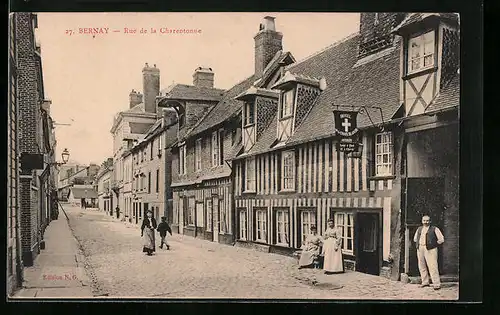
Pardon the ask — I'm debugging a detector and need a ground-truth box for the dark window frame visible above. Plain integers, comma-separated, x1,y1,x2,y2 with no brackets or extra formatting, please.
272,207,291,246
253,206,268,243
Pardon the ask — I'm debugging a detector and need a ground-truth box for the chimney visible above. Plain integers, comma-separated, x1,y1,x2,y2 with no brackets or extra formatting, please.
193,67,215,88
254,16,283,77
129,89,143,108
142,63,160,114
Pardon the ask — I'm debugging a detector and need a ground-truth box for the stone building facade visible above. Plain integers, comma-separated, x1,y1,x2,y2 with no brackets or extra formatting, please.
8,12,23,296
129,110,177,224
110,63,159,219
95,158,113,212
16,12,46,268
9,13,62,295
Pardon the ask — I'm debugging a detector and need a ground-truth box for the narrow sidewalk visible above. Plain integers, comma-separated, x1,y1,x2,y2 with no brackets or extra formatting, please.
12,206,93,298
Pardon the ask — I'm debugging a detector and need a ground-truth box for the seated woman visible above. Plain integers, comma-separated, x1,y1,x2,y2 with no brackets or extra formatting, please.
298,225,323,269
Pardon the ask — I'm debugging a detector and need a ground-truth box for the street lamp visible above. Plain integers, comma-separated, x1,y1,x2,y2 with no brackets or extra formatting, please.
61,148,70,164
49,148,70,166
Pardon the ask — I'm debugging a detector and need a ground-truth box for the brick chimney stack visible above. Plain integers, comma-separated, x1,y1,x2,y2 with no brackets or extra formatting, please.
142,63,160,114
129,89,143,108
254,16,283,77
193,67,215,88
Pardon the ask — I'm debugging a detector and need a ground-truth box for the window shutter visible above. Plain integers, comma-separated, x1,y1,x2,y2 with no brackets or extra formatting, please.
277,153,282,192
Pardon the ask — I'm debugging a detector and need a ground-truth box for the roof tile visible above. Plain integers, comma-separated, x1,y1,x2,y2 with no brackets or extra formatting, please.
129,122,155,134
159,84,225,102
186,51,294,139
285,34,402,146
425,73,459,113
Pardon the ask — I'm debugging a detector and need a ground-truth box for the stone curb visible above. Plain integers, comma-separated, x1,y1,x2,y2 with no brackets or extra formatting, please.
61,205,106,296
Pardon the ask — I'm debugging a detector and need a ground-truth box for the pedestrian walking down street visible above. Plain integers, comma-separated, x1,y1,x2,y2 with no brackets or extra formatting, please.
414,215,445,290
141,210,157,256
321,218,344,275
157,217,172,250
115,206,120,219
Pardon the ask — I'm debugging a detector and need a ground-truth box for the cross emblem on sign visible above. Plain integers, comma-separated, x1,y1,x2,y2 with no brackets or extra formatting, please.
341,118,351,132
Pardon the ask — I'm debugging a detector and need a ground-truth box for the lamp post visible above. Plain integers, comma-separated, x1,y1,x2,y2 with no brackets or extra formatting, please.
61,148,70,164
49,148,70,166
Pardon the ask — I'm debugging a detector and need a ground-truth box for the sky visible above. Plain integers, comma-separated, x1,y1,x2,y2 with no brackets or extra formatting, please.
36,12,360,165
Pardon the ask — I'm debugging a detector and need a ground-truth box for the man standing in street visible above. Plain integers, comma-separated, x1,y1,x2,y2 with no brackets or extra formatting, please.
413,215,445,290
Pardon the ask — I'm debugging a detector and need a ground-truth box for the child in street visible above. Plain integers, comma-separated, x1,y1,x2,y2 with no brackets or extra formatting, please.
157,216,172,250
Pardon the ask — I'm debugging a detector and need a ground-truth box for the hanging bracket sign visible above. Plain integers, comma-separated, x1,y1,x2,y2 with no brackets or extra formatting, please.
333,110,360,153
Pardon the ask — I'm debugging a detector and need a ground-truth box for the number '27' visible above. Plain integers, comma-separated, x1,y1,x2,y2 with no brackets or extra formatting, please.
65,29,73,36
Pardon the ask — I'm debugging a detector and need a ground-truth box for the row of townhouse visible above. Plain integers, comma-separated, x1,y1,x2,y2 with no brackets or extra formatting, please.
157,13,460,280
94,158,113,212
57,163,100,201
8,12,61,296
107,64,181,224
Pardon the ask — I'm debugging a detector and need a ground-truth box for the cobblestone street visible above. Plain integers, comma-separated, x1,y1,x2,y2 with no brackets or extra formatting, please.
64,205,458,300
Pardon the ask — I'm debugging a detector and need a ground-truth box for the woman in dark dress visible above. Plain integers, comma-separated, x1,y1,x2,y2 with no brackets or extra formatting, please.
141,210,157,256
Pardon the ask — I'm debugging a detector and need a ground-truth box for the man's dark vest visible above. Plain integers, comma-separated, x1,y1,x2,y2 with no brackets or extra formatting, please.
415,225,439,250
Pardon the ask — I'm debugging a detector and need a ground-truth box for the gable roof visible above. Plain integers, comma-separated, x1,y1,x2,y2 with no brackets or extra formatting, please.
183,75,256,140
285,33,402,146
392,13,459,35
159,84,225,102
233,32,402,159
184,51,295,140
129,122,155,134
425,73,459,114
125,102,145,113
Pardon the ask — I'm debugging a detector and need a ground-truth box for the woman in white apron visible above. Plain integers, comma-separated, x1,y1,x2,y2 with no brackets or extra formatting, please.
321,218,344,274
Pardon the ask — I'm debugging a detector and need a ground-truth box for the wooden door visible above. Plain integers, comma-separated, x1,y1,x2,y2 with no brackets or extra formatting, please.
212,197,219,243
356,212,380,275
406,177,444,276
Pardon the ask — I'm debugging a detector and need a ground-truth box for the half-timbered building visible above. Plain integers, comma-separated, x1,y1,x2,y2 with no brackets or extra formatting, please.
232,13,408,278
392,13,460,280
231,12,460,280
159,16,295,245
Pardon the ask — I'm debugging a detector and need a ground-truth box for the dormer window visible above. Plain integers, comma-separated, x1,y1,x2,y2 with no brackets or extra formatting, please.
244,101,255,126
280,89,295,119
374,13,379,26
408,30,435,74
